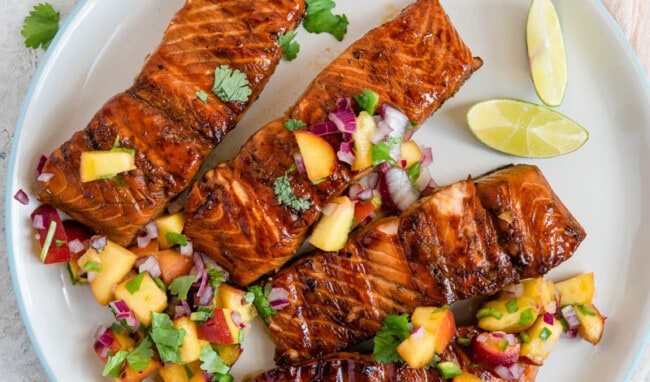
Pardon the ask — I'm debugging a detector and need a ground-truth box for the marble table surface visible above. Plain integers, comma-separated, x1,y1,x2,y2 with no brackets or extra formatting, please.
1,0,648,380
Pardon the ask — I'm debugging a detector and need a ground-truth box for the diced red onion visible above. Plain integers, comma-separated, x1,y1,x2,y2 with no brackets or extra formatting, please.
195,266,210,300
93,326,113,359
202,371,214,382
563,329,578,339
380,103,409,138
337,141,355,165
543,312,555,325
180,240,193,257
144,221,159,239
383,167,420,211
398,159,407,169
501,282,524,299
293,152,306,174
37,172,54,182
268,286,290,310
403,127,415,141
13,189,30,205
415,167,437,194
561,305,581,331
86,271,98,283
336,97,352,110
309,121,338,136
371,120,392,144
420,146,433,167
67,239,85,255
359,171,379,190
32,214,45,230
197,285,215,307
136,232,151,248
329,108,357,133
411,326,426,341
231,311,242,327
181,299,192,316
348,184,364,200
90,236,107,251
109,300,139,329
36,155,47,175
139,256,161,278
494,363,525,380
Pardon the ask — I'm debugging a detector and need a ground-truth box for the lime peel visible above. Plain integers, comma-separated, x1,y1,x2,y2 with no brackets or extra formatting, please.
466,99,588,158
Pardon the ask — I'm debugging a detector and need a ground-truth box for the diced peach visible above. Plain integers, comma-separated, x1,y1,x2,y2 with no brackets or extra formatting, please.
173,317,207,364
453,372,484,382
477,297,540,333
156,249,194,285
128,240,159,258
410,306,456,353
396,327,438,368
294,130,337,182
214,344,243,366
155,213,185,249
114,273,168,326
399,140,423,169
469,332,520,367
117,358,160,382
575,303,605,345
158,361,201,382
353,198,379,225
196,308,241,345
216,284,258,323
555,272,595,306
309,196,355,251
80,151,135,182
81,240,137,306
519,314,563,365
352,111,377,171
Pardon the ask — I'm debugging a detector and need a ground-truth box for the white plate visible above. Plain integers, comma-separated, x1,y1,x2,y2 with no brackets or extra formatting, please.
6,0,650,381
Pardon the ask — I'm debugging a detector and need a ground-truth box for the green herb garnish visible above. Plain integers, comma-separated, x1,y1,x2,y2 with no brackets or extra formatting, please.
21,3,60,50
200,346,230,375
212,65,252,103
169,275,197,301
371,137,401,166
577,304,596,316
372,314,410,363
476,307,503,320
83,261,103,273
102,338,154,377
435,361,462,379
150,312,185,363
247,284,277,324
519,308,535,326
505,298,519,313
165,231,188,246
126,272,146,294
303,0,348,41
353,88,380,115
284,118,306,131
273,174,312,211
196,90,209,103
279,31,300,61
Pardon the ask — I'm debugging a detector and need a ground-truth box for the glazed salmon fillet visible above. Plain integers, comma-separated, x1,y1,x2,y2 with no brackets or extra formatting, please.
37,0,305,246
250,328,538,382
263,164,586,365
184,0,482,286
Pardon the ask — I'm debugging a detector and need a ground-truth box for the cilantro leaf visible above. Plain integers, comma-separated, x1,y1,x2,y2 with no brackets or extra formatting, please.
103,350,128,377
407,161,421,188
200,346,230,375
273,175,312,211
373,314,411,363
279,31,300,61
126,337,154,372
150,312,185,363
304,0,349,41
212,65,252,103
284,118,306,131
21,3,60,50
371,137,401,166
165,231,188,246
169,275,196,301
207,266,225,288
196,90,209,103
247,284,277,324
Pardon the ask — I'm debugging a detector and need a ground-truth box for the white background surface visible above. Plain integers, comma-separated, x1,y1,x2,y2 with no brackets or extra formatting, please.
1,0,649,381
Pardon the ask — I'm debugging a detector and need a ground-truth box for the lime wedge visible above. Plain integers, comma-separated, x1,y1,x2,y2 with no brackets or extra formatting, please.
466,99,588,158
526,0,567,107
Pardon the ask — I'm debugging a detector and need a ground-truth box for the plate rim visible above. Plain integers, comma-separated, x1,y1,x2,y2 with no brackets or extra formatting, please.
5,0,650,380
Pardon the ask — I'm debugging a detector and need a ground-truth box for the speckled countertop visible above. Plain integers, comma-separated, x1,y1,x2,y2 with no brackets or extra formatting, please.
1,1,649,381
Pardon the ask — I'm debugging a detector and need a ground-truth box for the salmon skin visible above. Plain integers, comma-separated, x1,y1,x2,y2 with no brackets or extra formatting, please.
250,327,538,382
264,164,586,365
37,0,305,246
184,0,483,286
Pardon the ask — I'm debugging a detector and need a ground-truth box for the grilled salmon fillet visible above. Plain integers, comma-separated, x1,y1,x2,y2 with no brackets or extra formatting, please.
37,0,305,246
250,327,538,382
184,0,482,286
264,164,586,365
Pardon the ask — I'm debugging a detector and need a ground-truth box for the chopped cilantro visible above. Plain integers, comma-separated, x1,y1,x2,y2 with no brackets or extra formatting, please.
372,314,410,363
284,118,306,131
190,308,213,324
169,275,196,301
165,231,188,246
102,338,154,377
110,135,135,155
153,277,167,292
406,162,421,187
476,307,503,320
518,308,535,326
371,137,401,166
279,31,300,61
212,65,252,103
247,284,277,324
273,175,312,211
353,88,380,115
21,3,60,50
103,350,128,377
200,346,230,375
126,272,146,294
196,90,209,103
505,298,519,314
304,0,348,41
150,312,185,363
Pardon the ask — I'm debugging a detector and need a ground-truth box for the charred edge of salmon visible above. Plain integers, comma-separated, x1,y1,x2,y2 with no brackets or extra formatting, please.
36,0,306,247
266,164,586,365
250,327,538,382
184,0,483,287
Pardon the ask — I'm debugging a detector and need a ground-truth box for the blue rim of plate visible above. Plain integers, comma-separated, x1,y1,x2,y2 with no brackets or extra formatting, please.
5,0,650,381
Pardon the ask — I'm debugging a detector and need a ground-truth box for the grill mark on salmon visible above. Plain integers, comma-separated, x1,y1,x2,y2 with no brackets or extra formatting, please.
264,164,586,365
184,0,483,286
37,0,305,246
250,327,538,382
